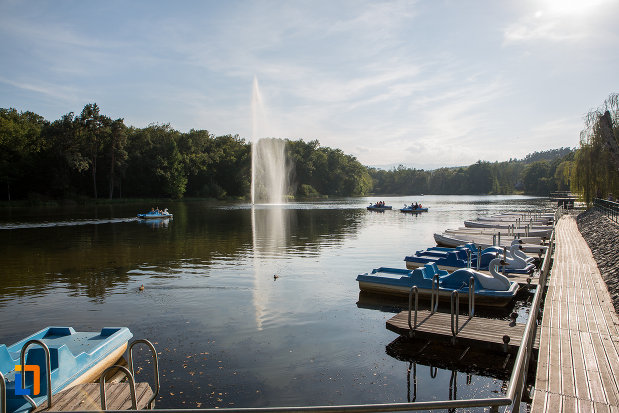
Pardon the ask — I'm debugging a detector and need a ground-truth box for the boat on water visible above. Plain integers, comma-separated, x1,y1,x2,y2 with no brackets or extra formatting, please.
1,326,132,413
399,205,429,213
404,241,536,274
356,259,519,307
137,209,173,219
367,203,392,211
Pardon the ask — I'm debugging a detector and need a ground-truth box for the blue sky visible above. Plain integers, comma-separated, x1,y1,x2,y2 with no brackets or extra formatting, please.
1,0,617,169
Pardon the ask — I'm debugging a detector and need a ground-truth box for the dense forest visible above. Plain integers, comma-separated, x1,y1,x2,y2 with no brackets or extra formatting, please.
1,95,617,202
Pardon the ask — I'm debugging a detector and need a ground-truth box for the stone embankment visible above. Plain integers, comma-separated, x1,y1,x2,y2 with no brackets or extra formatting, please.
576,208,619,314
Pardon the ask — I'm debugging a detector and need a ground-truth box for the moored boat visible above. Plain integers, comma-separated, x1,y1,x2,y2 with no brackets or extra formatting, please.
433,232,548,255
404,242,535,274
356,259,519,307
1,327,133,413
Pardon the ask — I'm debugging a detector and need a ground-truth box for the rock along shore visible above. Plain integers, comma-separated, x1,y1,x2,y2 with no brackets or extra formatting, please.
576,208,619,314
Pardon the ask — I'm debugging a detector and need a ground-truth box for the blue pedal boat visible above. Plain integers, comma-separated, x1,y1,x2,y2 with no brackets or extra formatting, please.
137,211,173,219
356,260,519,307
367,204,392,211
404,243,535,275
1,327,133,413
399,205,429,213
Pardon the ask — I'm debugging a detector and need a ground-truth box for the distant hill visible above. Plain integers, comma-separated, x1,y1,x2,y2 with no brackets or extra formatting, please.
517,147,574,164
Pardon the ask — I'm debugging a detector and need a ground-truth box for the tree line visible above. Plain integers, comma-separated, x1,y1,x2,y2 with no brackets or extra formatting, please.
572,93,619,204
1,98,616,202
369,148,574,196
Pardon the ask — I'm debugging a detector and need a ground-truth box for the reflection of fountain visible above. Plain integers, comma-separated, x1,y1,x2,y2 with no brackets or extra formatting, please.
251,76,288,204
250,76,290,329
251,206,288,330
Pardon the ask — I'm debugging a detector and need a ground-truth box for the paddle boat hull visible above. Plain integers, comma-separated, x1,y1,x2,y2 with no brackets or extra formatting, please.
137,212,173,219
1,327,132,413
400,207,428,213
367,206,392,211
356,263,519,307
433,232,548,255
404,245,536,275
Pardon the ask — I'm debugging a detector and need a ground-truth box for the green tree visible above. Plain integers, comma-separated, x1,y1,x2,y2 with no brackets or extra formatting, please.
0,108,47,200
573,93,619,203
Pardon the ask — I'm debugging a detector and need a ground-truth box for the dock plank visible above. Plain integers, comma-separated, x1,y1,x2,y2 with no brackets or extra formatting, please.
386,310,537,353
33,382,153,412
531,214,619,412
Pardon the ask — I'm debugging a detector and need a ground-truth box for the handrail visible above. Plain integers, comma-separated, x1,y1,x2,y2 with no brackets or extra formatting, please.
594,198,619,223
430,274,439,313
1,371,6,413
407,286,419,337
100,365,137,410
468,277,475,318
450,291,459,339
128,339,160,409
20,339,53,410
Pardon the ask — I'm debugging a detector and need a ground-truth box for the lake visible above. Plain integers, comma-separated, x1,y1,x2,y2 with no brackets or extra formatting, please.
0,195,550,410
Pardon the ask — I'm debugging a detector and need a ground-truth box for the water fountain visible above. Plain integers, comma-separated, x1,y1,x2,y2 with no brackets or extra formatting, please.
250,76,290,329
251,76,288,204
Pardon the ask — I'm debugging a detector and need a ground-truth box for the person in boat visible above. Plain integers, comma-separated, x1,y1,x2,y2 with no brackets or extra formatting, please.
164,208,168,214
414,202,418,209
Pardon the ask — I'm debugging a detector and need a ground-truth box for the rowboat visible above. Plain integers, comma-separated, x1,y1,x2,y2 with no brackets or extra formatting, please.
1,327,132,413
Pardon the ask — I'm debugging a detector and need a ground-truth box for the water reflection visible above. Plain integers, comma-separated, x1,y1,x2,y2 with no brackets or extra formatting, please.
136,217,172,228
387,336,516,408
251,205,288,330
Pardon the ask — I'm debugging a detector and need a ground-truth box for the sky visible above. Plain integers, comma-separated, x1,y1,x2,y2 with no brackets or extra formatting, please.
1,0,618,170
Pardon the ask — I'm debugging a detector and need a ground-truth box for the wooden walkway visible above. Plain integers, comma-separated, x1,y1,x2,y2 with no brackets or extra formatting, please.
386,310,539,354
33,382,154,411
532,215,619,411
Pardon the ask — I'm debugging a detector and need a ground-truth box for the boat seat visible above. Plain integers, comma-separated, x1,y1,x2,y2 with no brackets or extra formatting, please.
423,263,441,279
0,344,14,374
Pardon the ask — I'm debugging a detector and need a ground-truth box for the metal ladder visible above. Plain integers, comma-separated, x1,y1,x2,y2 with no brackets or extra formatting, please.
99,339,160,410
1,338,159,412
407,275,476,342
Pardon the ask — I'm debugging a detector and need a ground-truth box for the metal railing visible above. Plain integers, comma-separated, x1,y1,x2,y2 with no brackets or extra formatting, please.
594,198,619,223
1,372,5,413
100,365,138,410
128,339,160,409
19,340,53,411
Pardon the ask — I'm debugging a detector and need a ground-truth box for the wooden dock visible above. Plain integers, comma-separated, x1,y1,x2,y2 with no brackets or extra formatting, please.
386,310,540,354
532,215,619,411
33,382,154,411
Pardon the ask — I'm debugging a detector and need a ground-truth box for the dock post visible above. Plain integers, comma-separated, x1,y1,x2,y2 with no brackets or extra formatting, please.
408,286,418,337
431,274,439,313
451,290,459,342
